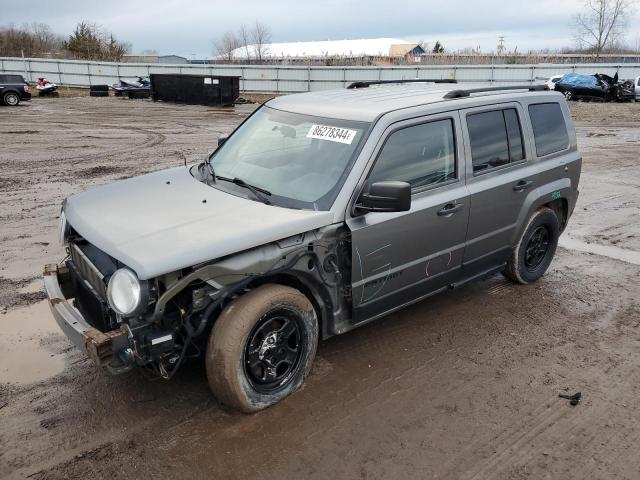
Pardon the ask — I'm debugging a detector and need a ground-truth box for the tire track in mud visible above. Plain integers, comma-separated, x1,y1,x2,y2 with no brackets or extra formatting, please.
5,124,167,177
447,307,640,480
56,124,167,163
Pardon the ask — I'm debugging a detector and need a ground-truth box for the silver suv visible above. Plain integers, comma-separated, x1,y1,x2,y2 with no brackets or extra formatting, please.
44,82,581,412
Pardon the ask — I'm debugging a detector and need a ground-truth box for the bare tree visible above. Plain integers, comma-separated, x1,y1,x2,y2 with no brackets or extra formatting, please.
214,31,239,62
0,22,64,57
250,21,271,63
238,24,252,61
574,0,635,57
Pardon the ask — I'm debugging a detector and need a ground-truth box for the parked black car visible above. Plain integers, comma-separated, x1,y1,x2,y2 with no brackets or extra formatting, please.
0,74,31,106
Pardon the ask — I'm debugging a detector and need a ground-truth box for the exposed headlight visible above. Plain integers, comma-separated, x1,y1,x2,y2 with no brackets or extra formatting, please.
58,210,68,245
107,268,148,317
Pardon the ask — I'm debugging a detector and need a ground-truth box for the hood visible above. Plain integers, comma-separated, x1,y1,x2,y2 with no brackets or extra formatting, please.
64,167,334,279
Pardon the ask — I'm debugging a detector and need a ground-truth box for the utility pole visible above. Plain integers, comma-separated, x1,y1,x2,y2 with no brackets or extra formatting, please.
21,49,29,82
497,36,505,56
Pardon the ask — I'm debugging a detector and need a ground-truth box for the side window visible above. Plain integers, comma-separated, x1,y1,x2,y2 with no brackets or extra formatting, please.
528,103,569,157
467,108,525,174
368,118,456,190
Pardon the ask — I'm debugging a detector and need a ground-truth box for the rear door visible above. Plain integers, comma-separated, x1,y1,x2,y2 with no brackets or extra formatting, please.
460,102,534,277
347,112,469,324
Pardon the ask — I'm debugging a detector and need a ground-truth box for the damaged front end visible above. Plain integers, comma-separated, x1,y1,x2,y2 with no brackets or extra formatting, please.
44,225,352,379
43,264,131,373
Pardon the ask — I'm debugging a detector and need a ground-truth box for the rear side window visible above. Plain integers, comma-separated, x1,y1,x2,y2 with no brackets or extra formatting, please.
467,108,525,174
1,74,24,83
368,118,456,189
528,103,569,157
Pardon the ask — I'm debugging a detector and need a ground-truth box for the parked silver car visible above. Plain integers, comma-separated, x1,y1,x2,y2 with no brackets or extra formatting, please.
44,81,581,412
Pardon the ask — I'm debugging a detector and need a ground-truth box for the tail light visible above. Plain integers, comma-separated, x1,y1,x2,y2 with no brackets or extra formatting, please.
23,85,30,92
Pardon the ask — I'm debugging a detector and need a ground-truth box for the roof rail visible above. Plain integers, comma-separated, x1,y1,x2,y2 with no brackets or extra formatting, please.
443,84,549,99
347,79,458,89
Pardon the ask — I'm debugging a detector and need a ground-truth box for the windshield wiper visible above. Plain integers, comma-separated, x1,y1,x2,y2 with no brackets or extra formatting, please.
216,176,272,205
204,156,215,178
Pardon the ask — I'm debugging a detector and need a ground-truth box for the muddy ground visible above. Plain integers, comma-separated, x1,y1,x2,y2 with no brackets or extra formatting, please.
0,97,639,480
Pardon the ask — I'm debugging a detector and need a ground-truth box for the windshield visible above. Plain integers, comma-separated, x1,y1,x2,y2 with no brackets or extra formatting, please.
206,106,369,210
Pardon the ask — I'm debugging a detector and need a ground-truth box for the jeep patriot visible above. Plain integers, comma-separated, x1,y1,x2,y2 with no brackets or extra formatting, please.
44,81,581,412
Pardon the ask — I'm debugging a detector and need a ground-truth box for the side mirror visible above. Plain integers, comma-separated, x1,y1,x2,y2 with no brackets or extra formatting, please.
356,181,411,213
217,135,228,147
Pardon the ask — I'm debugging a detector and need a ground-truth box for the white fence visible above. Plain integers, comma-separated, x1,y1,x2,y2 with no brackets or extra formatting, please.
2,57,640,93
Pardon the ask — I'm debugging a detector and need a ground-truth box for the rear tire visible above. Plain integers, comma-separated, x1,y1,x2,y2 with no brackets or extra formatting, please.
3,91,20,106
563,90,574,101
206,284,318,413
503,208,560,285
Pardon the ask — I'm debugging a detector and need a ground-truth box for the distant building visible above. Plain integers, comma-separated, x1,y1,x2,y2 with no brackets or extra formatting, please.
223,38,425,63
122,54,188,64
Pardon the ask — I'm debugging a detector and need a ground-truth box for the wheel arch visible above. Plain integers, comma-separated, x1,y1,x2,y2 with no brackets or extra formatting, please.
512,178,572,245
543,197,568,232
244,271,334,340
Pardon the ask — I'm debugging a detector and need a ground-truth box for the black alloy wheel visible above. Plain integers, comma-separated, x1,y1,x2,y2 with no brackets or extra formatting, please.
524,226,550,271
503,207,560,285
243,307,305,393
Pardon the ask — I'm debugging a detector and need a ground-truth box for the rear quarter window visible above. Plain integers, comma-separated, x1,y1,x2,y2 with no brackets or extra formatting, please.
528,103,569,157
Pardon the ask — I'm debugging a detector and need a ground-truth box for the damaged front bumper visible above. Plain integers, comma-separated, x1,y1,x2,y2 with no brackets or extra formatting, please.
43,263,131,373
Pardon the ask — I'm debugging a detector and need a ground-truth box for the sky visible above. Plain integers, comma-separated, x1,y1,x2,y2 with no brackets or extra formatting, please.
2,0,639,58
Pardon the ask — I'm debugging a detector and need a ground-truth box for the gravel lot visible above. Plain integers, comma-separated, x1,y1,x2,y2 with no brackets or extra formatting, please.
0,96,639,480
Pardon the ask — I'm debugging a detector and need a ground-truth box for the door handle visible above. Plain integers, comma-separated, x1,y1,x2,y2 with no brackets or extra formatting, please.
437,203,464,216
513,180,533,192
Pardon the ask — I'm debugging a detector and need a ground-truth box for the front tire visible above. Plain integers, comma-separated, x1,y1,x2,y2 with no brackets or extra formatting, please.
3,91,20,106
563,90,574,101
504,207,560,284
206,284,318,413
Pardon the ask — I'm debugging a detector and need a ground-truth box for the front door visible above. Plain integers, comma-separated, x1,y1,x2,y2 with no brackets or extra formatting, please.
347,112,469,324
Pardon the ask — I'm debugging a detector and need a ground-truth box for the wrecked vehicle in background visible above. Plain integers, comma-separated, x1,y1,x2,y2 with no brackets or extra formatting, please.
545,75,563,90
44,81,581,412
555,72,634,102
615,78,636,102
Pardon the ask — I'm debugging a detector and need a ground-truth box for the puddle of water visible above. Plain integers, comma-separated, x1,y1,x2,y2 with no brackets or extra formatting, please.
0,301,66,384
559,236,640,266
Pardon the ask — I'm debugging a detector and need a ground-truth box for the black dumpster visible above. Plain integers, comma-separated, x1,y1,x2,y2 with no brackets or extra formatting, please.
150,74,240,106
